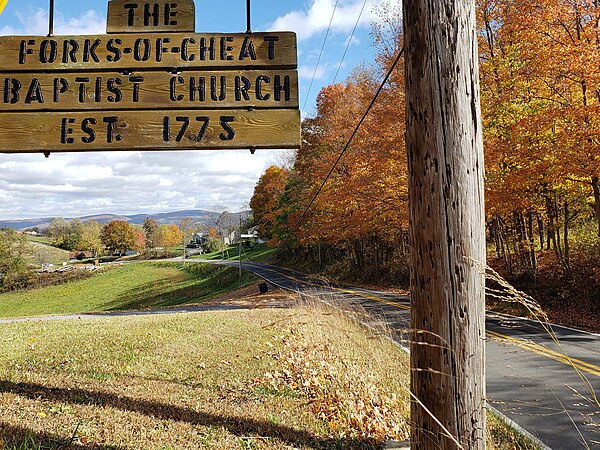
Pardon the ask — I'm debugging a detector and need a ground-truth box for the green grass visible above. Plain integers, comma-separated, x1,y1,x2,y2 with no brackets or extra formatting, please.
23,241,70,267
487,409,541,449
0,306,409,449
24,235,52,246
0,297,541,449
0,262,253,318
196,243,277,263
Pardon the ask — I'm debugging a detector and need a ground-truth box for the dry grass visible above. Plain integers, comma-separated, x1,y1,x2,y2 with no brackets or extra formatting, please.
0,284,545,450
0,299,411,449
263,302,411,445
486,411,541,450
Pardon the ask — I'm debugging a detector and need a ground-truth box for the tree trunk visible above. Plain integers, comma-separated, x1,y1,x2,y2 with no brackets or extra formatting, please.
527,209,538,275
492,216,502,259
537,213,545,250
403,0,487,446
592,176,600,238
563,202,570,273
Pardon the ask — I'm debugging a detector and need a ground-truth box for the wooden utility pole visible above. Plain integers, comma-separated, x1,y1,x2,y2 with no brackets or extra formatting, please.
403,0,486,448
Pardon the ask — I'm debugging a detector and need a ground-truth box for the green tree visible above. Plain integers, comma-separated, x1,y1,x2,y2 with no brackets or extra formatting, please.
203,237,222,253
47,218,82,250
0,229,31,291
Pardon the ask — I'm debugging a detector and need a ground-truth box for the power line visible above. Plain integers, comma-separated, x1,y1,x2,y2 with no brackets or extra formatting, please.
332,0,369,84
292,46,405,233
302,0,340,112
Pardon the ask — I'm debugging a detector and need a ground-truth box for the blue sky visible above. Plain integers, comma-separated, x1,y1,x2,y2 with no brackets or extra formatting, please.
0,0,395,219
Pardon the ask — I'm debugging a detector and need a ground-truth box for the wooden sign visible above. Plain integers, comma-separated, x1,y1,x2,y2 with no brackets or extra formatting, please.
0,0,300,153
107,1,196,33
1,70,298,111
0,109,300,152
0,33,297,71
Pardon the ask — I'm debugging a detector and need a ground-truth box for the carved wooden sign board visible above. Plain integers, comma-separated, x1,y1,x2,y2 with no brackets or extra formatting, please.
0,0,300,153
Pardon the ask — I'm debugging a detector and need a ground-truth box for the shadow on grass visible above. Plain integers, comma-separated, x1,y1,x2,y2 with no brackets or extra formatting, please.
0,422,123,449
103,265,242,311
105,281,209,311
0,380,375,449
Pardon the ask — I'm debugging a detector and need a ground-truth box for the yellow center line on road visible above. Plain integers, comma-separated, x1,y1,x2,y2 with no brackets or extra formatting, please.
486,330,600,377
251,263,600,377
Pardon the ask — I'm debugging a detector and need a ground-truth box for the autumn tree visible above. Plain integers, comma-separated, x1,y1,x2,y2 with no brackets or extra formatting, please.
132,228,147,253
264,58,409,280
77,221,103,257
143,217,161,251
101,220,135,256
250,166,289,243
162,224,183,248
477,0,600,273
207,226,219,239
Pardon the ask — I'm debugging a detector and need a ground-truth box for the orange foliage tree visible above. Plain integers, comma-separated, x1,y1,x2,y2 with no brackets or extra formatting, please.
478,0,600,274
100,220,136,256
251,0,600,281
249,165,289,244
251,52,409,281
162,224,183,248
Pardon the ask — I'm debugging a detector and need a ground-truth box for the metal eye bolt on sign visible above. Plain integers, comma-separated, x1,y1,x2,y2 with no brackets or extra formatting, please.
0,0,301,154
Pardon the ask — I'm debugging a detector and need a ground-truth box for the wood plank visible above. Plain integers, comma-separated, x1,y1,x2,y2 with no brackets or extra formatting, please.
0,70,298,111
0,32,296,72
107,0,195,33
0,109,300,153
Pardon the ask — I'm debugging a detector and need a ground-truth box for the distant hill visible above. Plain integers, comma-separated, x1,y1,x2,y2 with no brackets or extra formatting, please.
0,210,250,231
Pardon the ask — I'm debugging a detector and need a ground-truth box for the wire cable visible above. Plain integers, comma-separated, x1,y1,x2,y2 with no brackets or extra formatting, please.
332,0,369,84
292,46,405,233
302,0,340,112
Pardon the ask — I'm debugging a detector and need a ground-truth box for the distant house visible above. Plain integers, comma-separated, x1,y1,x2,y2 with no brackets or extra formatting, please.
187,233,208,248
244,226,264,244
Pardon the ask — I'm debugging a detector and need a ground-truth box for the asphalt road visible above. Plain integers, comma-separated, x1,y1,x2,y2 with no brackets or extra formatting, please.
232,260,600,449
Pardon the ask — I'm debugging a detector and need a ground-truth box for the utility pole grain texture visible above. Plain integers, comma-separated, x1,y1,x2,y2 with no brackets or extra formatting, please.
402,0,486,448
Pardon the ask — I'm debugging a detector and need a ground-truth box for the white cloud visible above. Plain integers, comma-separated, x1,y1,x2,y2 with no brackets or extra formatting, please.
0,25,18,35
299,65,328,80
54,10,106,35
1,8,106,36
0,149,285,219
345,35,361,47
269,0,372,42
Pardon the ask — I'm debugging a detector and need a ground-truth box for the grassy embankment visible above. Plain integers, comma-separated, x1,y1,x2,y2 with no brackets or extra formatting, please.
0,262,540,449
0,301,535,450
0,262,253,319
0,302,411,449
195,242,277,263
22,240,71,267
